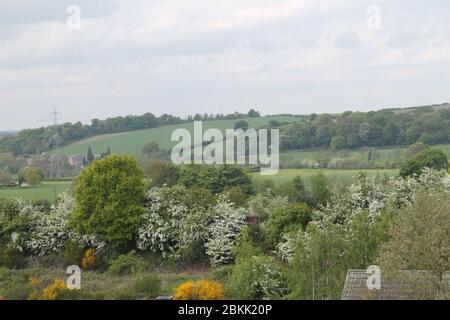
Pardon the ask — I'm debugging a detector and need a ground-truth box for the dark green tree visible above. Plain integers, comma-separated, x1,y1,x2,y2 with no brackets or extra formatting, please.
87,146,94,164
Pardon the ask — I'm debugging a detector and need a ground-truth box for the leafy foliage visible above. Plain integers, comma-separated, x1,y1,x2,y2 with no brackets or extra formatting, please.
72,155,146,249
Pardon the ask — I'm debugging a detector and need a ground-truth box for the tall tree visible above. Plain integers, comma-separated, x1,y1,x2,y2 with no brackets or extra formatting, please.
72,155,146,249
87,146,94,164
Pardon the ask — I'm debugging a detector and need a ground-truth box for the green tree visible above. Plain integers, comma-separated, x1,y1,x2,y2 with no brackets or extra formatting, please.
330,135,346,150
18,167,44,186
143,160,179,187
265,203,313,248
0,170,12,186
309,172,332,207
87,146,94,164
400,149,448,177
234,120,249,131
141,141,160,157
378,191,450,299
72,155,146,249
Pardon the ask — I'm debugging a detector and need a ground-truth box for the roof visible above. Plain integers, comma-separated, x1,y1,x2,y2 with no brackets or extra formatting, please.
342,269,450,300
69,155,85,161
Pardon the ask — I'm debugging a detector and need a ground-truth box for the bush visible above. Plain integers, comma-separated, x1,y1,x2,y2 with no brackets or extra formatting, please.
228,255,287,300
174,280,226,300
108,287,137,300
133,274,161,298
40,278,67,300
81,248,98,270
62,241,85,266
0,247,26,269
228,232,288,299
400,149,448,177
108,251,145,275
265,203,313,248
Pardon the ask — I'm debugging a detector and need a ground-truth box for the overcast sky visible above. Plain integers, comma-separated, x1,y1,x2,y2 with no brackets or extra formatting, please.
0,0,449,130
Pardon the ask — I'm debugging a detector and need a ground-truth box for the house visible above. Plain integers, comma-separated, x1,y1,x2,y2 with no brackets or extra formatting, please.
68,155,86,167
342,269,450,300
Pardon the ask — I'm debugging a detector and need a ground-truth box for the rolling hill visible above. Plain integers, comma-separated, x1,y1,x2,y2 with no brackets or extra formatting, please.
61,115,301,156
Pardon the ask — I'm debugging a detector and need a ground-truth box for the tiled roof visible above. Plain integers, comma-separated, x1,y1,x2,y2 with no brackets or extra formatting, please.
342,269,450,300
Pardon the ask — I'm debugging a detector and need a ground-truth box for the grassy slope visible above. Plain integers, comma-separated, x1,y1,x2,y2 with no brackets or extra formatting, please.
61,115,301,156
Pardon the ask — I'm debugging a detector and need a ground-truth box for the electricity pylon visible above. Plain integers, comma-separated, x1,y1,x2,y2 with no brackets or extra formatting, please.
49,108,64,178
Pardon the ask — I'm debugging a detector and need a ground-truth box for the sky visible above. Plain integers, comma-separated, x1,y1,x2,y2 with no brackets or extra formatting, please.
0,0,449,130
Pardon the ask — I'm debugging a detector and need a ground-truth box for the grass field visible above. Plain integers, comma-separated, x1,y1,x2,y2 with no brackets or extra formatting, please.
280,144,450,167
251,168,399,185
61,115,301,156
0,181,73,202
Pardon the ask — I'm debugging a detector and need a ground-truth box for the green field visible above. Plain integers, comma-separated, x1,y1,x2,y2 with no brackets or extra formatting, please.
251,168,399,185
0,181,73,202
280,144,450,167
61,115,301,156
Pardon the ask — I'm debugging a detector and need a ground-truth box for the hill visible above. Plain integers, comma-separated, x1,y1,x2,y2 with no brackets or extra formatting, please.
61,115,301,156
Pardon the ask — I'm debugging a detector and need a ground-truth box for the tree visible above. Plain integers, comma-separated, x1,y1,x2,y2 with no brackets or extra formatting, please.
142,141,160,157
404,142,429,158
18,167,44,186
265,203,313,248
87,146,94,164
309,172,332,207
179,165,253,195
247,109,261,118
72,155,146,249
378,191,450,299
0,170,12,187
400,149,448,177
330,135,346,150
143,160,179,187
234,120,249,131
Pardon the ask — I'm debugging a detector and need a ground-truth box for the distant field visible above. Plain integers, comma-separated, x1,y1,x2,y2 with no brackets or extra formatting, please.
280,144,450,167
61,115,302,156
0,181,73,202
251,168,399,185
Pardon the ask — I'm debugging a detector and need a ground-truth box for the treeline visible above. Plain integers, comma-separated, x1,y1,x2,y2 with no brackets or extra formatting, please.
0,110,260,156
279,105,450,150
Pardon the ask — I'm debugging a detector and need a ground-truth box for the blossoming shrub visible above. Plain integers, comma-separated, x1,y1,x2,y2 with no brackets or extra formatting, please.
205,196,247,267
284,168,450,300
228,231,288,299
174,280,225,300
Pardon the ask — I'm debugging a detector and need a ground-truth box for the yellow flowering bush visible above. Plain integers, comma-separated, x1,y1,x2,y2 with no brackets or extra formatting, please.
174,280,225,300
81,248,97,270
174,281,196,300
28,276,42,300
41,278,67,300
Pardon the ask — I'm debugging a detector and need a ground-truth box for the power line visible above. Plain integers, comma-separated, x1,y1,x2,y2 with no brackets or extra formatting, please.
49,108,64,179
